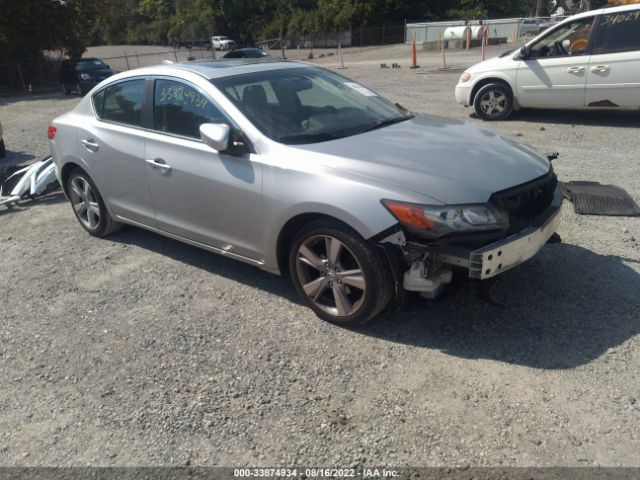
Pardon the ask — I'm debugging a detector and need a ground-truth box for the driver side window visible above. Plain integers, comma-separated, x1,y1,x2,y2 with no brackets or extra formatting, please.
529,17,596,58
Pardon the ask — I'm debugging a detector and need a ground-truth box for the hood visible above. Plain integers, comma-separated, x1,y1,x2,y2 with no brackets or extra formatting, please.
467,53,515,74
294,115,550,205
85,69,115,79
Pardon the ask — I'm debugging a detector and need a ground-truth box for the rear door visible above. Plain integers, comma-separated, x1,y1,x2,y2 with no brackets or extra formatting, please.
586,9,640,108
144,77,264,260
516,15,596,108
77,78,156,225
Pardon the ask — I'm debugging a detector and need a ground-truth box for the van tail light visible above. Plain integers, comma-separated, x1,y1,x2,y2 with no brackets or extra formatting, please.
47,125,57,140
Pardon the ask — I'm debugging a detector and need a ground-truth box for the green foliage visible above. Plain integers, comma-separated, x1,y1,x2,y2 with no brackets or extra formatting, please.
0,0,533,64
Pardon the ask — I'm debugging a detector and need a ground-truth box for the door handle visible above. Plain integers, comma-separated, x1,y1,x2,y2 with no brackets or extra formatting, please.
81,139,99,152
146,158,172,174
591,65,610,73
566,66,585,74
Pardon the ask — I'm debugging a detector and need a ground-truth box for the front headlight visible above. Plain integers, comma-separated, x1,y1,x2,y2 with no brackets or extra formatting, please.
80,73,91,80
382,200,508,238
459,72,471,83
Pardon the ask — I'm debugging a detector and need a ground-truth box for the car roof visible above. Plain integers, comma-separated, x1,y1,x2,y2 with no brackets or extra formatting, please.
160,58,310,79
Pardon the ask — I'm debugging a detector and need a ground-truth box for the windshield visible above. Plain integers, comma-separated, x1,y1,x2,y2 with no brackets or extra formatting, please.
212,67,411,144
76,59,108,72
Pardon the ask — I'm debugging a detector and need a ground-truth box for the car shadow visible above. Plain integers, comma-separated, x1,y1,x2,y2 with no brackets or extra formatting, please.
108,226,299,303
361,242,640,370
0,190,66,217
469,109,640,127
107,227,639,370
1,151,36,167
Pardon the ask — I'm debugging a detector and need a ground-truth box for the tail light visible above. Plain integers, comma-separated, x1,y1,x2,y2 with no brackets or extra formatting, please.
47,125,57,140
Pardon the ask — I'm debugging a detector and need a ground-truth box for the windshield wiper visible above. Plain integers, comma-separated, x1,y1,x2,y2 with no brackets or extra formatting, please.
358,115,414,134
278,132,346,145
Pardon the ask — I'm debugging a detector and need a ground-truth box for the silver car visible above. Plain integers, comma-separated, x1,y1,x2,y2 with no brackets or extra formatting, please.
49,59,562,325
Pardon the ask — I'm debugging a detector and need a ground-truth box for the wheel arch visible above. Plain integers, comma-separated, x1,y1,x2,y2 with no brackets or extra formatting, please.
60,161,87,197
276,213,355,275
470,77,516,108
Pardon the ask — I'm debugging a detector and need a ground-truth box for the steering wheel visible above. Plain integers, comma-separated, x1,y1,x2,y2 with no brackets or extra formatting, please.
554,40,568,56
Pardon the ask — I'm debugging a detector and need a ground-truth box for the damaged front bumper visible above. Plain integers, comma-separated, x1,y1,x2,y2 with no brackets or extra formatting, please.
386,187,563,298
437,187,563,279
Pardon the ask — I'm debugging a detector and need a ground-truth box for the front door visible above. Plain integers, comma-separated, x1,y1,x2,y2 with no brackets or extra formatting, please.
586,10,640,108
516,16,597,109
144,77,264,261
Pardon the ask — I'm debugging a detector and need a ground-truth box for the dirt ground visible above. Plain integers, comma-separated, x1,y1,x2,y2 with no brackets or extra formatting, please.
0,44,639,468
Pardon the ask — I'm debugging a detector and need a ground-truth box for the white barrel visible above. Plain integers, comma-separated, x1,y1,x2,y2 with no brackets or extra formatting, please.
443,26,481,41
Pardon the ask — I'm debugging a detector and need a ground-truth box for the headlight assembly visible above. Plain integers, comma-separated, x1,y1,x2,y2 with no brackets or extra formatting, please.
459,72,471,83
382,200,508,238
80,73,91,80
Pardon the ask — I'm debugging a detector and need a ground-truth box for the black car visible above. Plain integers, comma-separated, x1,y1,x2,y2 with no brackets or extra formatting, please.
60,58,116,96
223,48,269,59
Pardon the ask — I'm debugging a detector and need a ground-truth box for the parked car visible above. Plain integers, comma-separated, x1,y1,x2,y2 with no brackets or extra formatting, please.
49,59,562,325
174,40,193,49
456,3,640,120
519,18,544,35
211,36,236,50
194,39,212,50
0,121,5,158
60,58,116,96
223,48,269,59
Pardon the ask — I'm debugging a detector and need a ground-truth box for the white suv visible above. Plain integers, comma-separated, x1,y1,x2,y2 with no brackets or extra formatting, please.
211,36,236,51
455,4,640,120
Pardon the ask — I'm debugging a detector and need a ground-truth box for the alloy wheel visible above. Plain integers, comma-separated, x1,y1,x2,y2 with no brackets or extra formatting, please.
69,176,101,230
479,90,507,117
295,235,366,317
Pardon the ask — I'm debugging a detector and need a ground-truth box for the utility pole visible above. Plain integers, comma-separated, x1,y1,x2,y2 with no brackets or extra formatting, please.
535,0,543,16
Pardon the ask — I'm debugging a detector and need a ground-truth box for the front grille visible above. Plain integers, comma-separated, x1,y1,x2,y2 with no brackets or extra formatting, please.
490,169,557,230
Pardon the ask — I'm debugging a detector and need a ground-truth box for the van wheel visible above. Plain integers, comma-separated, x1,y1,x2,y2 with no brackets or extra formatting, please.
289,219,393,326
474,83,514,121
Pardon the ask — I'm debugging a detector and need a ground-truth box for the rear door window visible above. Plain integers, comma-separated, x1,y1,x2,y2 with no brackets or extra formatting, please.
100,79,145,127
591,10,640,55
153,78,228,139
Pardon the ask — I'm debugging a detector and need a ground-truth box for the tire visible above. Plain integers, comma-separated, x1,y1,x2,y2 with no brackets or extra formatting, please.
473,82,514,121
0,138,5,159
67,168,122,237
288,218,393,326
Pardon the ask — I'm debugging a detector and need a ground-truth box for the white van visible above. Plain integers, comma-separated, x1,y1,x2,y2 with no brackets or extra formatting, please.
455,4,640,120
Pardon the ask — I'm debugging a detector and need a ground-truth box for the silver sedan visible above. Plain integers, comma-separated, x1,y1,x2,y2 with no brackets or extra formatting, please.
49,59,561,325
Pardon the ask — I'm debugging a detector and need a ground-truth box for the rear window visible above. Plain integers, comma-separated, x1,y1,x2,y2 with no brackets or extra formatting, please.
592,10,640,54
98,79,145,127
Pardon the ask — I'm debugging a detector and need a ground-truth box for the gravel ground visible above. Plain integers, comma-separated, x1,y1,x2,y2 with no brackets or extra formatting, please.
0,44,639,468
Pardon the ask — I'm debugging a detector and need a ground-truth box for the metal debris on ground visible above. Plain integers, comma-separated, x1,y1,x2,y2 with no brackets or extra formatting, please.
0,156,60,210
559,181,640,216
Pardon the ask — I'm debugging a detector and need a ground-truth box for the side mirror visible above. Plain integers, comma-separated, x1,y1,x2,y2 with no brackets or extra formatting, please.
200,123,230,152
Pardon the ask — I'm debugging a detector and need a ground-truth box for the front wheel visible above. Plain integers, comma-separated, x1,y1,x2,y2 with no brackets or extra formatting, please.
473,83,514,121
67,169,122,237
289,219,393,326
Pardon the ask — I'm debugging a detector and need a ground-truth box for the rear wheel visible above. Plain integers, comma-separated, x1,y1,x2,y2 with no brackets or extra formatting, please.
289,219,393,326
67,169,122,237
474,83,514,121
